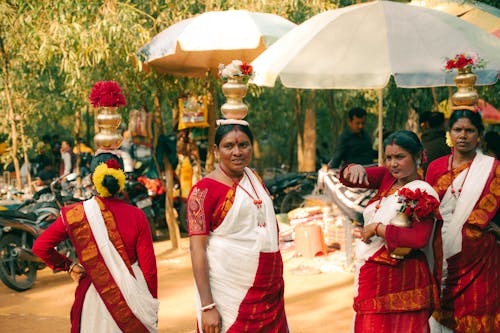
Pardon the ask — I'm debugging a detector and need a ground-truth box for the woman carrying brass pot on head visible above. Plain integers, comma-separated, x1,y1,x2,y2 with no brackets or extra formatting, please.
187,119,289,333
426,109,499,333
340,130,442,333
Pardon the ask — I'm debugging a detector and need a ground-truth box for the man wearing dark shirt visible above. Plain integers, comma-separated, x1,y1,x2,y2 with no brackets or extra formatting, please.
419,111,450,172
328,107,377,169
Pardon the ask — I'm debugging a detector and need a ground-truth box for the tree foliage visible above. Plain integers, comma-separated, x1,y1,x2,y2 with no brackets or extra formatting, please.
0,0,498,175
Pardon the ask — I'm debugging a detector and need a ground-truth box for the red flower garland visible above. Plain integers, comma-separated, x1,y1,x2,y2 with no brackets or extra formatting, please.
89,81,127,108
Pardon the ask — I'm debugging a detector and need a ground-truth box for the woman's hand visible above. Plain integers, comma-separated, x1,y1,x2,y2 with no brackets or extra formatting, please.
361,223,382,243
68,263,85,282
344,164,369,185
201,307,221,333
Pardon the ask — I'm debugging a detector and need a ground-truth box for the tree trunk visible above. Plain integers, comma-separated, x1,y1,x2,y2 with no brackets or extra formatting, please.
19,115,33,194
204,77,218,173
300,91,316,172
153,93,181,250
74,104,82,198
164,155,181,250
431,87,439,111
0,35,22,190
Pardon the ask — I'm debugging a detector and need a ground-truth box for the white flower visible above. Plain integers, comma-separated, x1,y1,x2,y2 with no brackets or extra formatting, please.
218,59,254,81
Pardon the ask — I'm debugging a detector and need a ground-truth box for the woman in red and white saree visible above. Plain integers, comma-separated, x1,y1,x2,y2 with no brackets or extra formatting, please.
188,120,289,333
33,153,159,333
426,110,500,333
341,130,442,333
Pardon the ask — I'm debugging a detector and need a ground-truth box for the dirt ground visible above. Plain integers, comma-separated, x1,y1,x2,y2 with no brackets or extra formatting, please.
0,237,355,333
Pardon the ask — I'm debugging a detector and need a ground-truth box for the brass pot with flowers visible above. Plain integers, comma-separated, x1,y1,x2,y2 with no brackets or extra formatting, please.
389,188,440,259
89,80,127,150
218,60,255,120
443,52,486,110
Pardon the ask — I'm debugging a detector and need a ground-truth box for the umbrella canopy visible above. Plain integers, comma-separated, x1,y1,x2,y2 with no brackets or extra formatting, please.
137,10,297,76
251,1,500,89
410,0,500,34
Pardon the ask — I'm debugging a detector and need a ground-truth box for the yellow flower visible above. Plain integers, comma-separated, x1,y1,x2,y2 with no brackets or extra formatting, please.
92,163,126,197
446,131,453,147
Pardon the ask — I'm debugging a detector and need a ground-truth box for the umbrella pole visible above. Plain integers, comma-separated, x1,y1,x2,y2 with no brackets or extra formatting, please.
377,89,383,165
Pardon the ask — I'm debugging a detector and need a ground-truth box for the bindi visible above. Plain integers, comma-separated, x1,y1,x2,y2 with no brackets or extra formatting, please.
231,129,241,144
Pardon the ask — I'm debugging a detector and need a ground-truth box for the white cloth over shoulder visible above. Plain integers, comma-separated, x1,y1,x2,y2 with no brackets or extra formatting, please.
194,168,279,332
81,198,159,333
439,150,494,261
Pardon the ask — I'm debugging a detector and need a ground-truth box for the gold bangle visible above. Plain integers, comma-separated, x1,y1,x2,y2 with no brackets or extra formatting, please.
68,262,81,274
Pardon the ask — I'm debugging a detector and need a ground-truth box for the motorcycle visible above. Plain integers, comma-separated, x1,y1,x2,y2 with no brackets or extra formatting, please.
137,174,184,234
265,172,318,214
0,175,78,291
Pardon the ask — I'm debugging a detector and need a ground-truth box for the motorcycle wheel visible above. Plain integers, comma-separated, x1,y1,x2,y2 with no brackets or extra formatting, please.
0,234,37,292
280,191,305,213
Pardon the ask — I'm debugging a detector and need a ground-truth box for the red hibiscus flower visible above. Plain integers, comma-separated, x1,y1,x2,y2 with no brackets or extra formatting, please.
106,159,121,170
89,81,127,108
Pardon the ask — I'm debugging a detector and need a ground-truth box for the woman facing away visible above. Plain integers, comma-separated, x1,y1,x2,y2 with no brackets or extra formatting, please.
33,152,159,333
187,119,289,333
340,130,442,333
426,109,499,333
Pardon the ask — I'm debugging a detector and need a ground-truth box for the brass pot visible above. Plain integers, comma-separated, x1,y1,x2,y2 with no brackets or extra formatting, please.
94,106,123,150
389,212,412,259
220,77,248,120
451,67,478,108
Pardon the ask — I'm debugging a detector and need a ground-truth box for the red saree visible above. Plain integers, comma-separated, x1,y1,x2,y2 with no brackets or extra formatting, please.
33,197,157,333
342,167,442,333
62,198,149,332
188,168,289,333
426,154,500,333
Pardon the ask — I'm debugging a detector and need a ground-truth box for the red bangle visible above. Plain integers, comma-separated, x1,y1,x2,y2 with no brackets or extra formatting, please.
374,222,382,236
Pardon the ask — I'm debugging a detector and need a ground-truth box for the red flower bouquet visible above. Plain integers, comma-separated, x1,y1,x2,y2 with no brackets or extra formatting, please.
443,52,486,72
89,81,127,108
397,188,439,221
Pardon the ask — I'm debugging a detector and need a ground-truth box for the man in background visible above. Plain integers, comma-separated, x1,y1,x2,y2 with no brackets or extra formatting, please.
419,111,450,172
59,140,73,176
328,107,377,169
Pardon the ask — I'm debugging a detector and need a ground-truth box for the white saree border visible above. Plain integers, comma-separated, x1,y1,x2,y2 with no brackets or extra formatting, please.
82,198,159,333
195,167,279,332
440,151,494,260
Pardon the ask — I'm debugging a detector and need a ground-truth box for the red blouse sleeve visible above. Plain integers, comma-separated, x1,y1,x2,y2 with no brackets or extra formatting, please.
187,178,231,236
384,217,435,251
32,217,72,272
135,210,158,298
